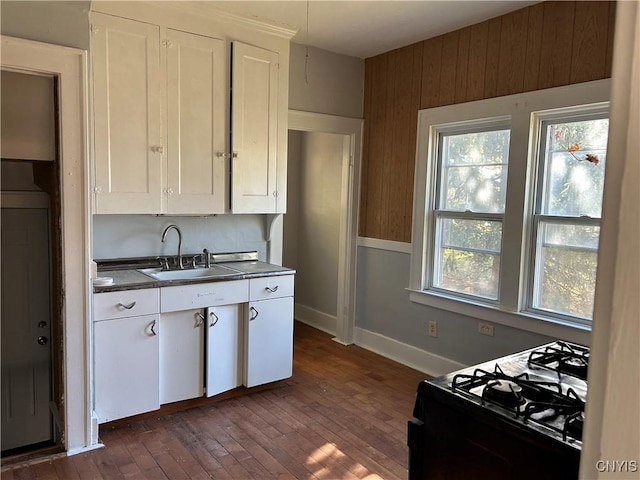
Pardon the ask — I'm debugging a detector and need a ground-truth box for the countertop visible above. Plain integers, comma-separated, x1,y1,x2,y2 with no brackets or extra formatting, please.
93,260,295,293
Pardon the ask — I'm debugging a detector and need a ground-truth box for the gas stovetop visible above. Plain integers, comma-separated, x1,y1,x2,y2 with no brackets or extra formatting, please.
425,341,589,450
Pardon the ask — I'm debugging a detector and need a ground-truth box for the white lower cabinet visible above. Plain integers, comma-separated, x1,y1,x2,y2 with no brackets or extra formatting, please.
159,309,205,404
94,314,160,423
244,296,294,387
94,275,293,421
206,305,242,397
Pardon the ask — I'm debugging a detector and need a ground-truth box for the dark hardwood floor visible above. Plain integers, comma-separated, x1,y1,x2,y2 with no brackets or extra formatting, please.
2,322,428,480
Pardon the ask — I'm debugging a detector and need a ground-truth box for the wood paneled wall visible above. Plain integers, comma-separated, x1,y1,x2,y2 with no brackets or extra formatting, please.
359,1,616,242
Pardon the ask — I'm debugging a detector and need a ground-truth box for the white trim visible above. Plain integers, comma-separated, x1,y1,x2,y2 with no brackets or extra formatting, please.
1,36,92,453
408,289,592,345
581,2,640,477
357,236,412,254
294,304,336,336
66,443,104,456
354,327,467,378
287,110,363,345
91,1,297,40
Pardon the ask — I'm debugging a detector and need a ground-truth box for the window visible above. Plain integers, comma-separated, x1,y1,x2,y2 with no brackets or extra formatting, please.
410,80,610,338
432,127,510,300
529,115,609,322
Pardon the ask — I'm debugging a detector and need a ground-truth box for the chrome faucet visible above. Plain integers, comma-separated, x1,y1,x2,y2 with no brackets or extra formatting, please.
161,224,183,269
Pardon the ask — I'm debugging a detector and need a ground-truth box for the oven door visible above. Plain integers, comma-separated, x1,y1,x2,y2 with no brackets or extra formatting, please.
407,383,580,480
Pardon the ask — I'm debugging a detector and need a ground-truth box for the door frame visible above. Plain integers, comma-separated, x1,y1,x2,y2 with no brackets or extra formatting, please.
285,110,363,345
1,36,94,454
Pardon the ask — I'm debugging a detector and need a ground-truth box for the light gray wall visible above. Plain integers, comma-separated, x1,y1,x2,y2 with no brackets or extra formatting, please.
289,42,364,119
92,215,268,261
0,1,90,50
356,247,557,366
284,131,343,317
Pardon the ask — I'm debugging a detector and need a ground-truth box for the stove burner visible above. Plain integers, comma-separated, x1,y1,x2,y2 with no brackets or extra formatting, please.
483,379,525,409
558,356,588,379
528,341,590,381
564,412,584,441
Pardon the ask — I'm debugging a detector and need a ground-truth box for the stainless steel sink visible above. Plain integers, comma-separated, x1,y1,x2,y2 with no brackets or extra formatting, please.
138,264,241,281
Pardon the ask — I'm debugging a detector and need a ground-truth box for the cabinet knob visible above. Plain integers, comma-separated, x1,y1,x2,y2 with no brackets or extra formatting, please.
37,336,48,346
265,286,279,293
249,306,259,321
196,312,205,327
150,320,157,336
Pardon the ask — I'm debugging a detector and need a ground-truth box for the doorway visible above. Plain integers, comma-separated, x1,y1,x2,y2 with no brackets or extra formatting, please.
1,35,92,456
0,70,62,458
284,111,363,345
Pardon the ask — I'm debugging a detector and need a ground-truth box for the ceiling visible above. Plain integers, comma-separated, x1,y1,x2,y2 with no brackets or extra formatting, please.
209,1,540,58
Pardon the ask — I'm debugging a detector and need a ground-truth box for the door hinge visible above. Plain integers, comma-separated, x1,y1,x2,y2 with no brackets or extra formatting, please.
161,39,174,48
90,25,99,35
93,186,102,194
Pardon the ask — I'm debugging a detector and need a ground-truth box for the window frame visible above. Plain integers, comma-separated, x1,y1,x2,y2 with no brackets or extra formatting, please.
525,108,610,325
409,80,610,343
428,121,511,302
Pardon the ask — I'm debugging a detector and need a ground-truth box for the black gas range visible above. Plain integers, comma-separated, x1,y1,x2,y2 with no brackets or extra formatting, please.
408,341,589,480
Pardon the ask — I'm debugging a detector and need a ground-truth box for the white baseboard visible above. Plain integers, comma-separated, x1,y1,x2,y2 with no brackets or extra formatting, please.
354,327,467,377
66,442,104,456
294,304,336,336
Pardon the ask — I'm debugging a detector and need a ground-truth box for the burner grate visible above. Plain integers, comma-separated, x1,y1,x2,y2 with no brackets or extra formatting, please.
451,364,585,441
528,341,589,381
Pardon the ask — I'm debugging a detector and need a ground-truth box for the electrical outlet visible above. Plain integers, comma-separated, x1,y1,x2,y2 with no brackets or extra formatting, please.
428,320,438,338
479,323,494,336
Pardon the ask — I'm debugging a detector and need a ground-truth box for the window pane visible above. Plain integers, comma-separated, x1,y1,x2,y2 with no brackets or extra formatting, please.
542,118,608,217
435,218,502,299
440,129,510,213
532,222,600,319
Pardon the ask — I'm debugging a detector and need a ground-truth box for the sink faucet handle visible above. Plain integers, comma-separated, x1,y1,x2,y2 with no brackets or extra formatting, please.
160,257,170,271
203,249,211,268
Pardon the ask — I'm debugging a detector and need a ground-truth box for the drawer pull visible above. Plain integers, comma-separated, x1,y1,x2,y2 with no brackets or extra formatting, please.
250,306,259,321
196,312,205,327
209,311,219,327
150,320,157,336
265,286,279,293
118,301,136,310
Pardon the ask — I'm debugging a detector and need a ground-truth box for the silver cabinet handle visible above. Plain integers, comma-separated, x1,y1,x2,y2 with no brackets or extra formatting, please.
209,311,219,327
150,320,157,336
118,301,136,310
249,306,259,321
196,311,205,327
265,286,279,293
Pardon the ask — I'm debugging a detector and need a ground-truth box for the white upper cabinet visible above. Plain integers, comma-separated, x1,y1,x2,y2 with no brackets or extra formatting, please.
91,13,163,213
166,29,227,214
231,42,279,214
90,5,292,215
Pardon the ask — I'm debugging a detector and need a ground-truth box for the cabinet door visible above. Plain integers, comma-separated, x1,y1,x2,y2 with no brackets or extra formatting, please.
166,29,227,214
91,13,163,214
159,309,204,404
205,305,242,397
231,42,279,213
244,297,293,387
94,315,159,423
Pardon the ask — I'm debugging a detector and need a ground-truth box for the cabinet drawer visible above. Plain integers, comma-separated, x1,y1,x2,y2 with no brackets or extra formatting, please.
249,275,294,301
94,289,160,321
161,280,249,312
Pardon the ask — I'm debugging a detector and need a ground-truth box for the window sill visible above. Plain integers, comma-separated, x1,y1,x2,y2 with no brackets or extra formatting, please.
407,288,592,345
